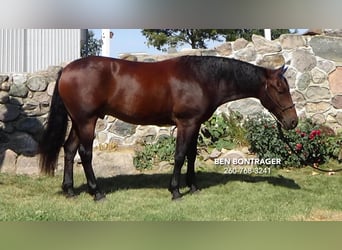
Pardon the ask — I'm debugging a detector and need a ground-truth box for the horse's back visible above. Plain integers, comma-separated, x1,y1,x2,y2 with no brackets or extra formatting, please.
58,56,178,125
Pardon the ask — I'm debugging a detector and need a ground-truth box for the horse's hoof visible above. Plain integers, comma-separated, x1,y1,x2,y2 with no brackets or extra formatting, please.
171,191,183,201
171,196,183,201
189,185,201,195
190,189,201,195
63,187,77,198
65,192,78,199
94,192,106,202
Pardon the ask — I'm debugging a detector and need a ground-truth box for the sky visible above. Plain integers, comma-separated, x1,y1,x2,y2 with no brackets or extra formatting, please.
92,29,228,58
92,29,160,57
92,29,305,58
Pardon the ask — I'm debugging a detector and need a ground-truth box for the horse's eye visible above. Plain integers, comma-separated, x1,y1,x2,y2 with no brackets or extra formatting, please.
276,79,289,93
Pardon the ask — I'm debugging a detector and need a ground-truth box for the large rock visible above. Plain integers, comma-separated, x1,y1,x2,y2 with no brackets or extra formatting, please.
0,91,9,104
256,53,285,69
92,150,138,177
95,119,107,132
108,120,137,137
305,86,331,100
331,95,342,109
284,66,297,89
311,113,326,125
291,49,317,72
9,83,28,97
317,60,336,74
0,149,17,174
47,82,56,96
310,36,342,62
234,44,256,62
209,148,221,159
279,34,306,49
291,91,306,110
311,67,327,84
15,117,44,135
32,89,50,103
12,74,27,85
22,91,51,116
96,131,108,144
22,99,49,117
22,99,39,112
233,38,248,51
252,34,281,54
0,104,21,122
296,72,312,91
6,132,38,156
329,67,342,95
16,155,40,175
228,98,265,117
218,150,247,167
27,76,48,92
215,42,233,56
305,102,331,113
132,126,158,144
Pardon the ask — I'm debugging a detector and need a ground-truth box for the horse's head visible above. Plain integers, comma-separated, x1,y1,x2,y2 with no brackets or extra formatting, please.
260,66,298,130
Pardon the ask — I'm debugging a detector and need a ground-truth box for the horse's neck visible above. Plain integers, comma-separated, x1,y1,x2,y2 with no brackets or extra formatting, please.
216,78,261,107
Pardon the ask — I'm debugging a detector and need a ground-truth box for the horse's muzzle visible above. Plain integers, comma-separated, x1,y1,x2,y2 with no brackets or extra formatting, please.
282,117,298,130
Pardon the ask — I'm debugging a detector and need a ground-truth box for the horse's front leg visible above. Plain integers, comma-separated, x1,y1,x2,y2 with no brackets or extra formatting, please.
169,123,200,200
186,133,200,194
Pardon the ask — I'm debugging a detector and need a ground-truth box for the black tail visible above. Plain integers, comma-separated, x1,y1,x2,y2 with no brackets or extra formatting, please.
39,70,68,175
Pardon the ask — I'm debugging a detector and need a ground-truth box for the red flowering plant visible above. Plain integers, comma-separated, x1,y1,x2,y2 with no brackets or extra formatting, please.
293,126,326,166
244,116,330,167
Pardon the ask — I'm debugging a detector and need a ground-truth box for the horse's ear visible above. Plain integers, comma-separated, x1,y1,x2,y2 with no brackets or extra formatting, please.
279,65,287,74
266,66,287,78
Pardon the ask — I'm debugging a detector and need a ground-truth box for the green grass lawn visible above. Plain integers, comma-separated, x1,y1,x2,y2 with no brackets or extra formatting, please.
0,165,341,221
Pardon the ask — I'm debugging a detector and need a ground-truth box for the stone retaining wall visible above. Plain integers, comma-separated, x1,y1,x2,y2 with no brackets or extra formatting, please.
1,34,342,175
132,34,342,131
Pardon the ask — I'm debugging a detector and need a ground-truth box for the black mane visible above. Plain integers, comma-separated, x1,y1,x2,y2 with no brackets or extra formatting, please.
179,56,265,91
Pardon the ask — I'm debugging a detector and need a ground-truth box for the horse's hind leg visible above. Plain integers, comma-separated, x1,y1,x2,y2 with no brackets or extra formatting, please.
62,126,79,197
77,117,105,201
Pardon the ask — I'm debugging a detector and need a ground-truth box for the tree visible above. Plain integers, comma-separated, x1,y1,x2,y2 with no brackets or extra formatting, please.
223,29,289,41
141,29,289,51
141,29,226,51
81,30,103,57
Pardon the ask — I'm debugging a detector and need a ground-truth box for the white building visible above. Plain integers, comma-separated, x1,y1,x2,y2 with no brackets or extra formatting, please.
0,29,84,73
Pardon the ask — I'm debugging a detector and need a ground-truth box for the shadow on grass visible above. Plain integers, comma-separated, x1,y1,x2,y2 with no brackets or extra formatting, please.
71,171,301,197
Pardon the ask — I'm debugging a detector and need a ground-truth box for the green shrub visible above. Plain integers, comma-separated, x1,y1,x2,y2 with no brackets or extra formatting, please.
199,111,248,150
133,136,176,170
244,115,341,167
325,132,342,160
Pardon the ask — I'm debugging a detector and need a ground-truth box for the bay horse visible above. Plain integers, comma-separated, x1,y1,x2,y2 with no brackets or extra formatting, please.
39,55,298,201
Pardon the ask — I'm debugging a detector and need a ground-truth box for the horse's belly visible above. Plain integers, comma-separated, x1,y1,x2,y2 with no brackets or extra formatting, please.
105,108,174,126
